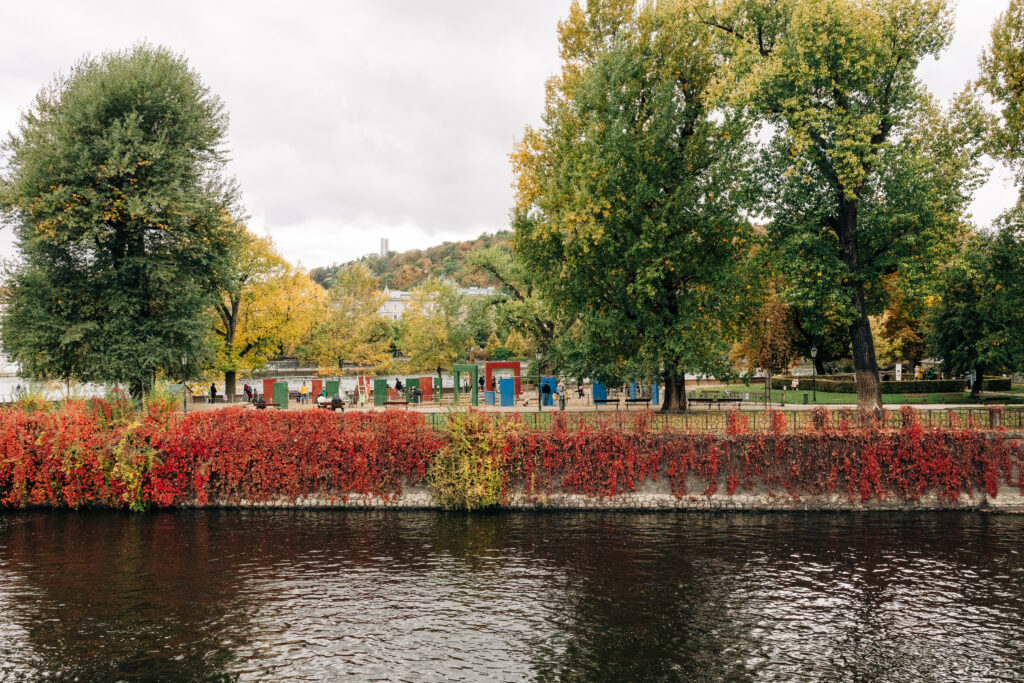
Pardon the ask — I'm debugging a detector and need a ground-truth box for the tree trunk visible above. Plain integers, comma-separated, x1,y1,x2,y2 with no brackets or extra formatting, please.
129,379,146,402
661,371,687,412
224,370,237,403
813,357,826,376
836,197,883,412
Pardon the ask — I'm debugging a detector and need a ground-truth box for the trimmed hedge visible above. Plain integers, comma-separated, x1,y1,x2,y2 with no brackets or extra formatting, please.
771,376,1012,393
771,377,962,393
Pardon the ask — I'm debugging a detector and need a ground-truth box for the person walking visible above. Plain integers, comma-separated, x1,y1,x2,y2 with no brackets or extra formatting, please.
542,381,552,405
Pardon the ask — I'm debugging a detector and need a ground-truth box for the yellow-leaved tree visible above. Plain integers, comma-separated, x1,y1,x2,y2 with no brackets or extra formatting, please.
398,279,468,372
301,263,395,373
213,231,326,398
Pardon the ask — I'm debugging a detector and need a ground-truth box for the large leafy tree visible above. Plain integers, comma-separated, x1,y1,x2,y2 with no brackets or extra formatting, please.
213,231,325,398
397,279,469,372
466,245,575,369
698,0,985,409
927,225,1024,398
301,263,394,373
0,45,240,397
980,0,1024,189
512,1,754,410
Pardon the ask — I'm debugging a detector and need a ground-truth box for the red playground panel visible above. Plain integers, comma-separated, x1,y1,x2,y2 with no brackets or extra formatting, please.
262,379,276,401
485,361,521,396
420,376,434,401
311,379,323,397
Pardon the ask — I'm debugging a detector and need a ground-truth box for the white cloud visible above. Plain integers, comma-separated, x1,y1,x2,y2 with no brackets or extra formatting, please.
0,0,1017,267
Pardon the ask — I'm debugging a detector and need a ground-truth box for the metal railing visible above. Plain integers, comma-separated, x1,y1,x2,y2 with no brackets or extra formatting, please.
422,407,1022,432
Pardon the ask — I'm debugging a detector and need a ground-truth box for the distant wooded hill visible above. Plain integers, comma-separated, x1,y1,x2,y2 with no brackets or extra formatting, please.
310,231,511,290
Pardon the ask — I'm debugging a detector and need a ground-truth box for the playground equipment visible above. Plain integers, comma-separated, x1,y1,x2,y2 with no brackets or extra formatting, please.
484,361,521,397
453,364,479,406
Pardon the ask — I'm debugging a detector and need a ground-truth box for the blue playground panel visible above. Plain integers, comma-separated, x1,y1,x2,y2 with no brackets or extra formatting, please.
629,381,638,399
484,390,496,405
651,383,660,406
592,382,607,404
499,378,515,406
542,377,557,406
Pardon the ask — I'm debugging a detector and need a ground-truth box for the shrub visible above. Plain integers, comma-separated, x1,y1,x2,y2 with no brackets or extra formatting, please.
771,376,966,394
428,412,519,510
0,405,1021,510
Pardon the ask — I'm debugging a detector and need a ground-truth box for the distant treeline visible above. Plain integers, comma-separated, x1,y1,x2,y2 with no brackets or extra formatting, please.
310,231,512,290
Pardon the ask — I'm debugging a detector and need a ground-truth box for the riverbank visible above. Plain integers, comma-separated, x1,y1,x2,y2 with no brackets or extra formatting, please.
2,400,1022,512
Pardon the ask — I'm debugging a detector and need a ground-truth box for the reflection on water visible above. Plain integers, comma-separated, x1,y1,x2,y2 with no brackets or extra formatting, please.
1,512,1022,681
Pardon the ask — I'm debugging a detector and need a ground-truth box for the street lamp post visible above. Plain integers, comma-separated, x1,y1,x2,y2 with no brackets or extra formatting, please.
535,350,543,413
181,354,188,414
810,346,818,403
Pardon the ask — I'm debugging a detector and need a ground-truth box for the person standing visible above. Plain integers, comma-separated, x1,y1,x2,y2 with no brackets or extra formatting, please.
542,381,552,405
299,382,309,404
210,383,217,402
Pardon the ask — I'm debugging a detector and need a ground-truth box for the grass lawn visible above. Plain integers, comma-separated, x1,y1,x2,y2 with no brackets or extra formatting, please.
702,385,1024,405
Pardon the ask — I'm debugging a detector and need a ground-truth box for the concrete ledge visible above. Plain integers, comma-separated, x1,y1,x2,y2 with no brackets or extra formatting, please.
180,481,1024,512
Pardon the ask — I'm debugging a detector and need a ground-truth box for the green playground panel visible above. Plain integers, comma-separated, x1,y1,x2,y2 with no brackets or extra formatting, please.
325,379,340,397
406,378,420,402
373,379,388,406
272,381,289,409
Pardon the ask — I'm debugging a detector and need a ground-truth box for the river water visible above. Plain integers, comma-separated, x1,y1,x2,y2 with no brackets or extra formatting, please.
1,512,1022,682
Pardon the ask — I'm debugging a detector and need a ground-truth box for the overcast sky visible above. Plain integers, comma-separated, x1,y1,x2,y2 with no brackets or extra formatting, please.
0,0,1017,268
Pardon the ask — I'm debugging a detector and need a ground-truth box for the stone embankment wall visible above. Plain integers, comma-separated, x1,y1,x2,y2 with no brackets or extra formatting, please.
200,480,1024,512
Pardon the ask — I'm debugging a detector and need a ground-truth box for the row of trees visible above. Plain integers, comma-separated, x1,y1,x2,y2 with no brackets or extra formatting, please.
508,0,1024,410
7,1,1024,410
0,46,516,398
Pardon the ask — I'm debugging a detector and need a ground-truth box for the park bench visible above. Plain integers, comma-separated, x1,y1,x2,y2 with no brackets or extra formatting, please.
904,393,927,403
385,400,410,410
316,401,346,412
624,398,651,409
593,398,617,409
689,398,715,409
252,401,280,410
940,393,966,403
716,398,743,409
980,397,1006,405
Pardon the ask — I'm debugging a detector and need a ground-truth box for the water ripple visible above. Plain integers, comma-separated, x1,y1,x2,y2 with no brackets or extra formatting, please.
1,512,1024,681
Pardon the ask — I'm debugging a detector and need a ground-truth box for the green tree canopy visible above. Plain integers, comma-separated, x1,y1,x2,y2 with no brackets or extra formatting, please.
928,223,1024,397
0,45,240,397
980,0,1024,189
512,1,754,410
697,0,986,409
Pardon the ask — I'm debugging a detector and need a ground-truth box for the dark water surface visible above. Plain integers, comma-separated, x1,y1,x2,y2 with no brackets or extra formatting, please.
1,511,1023,682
